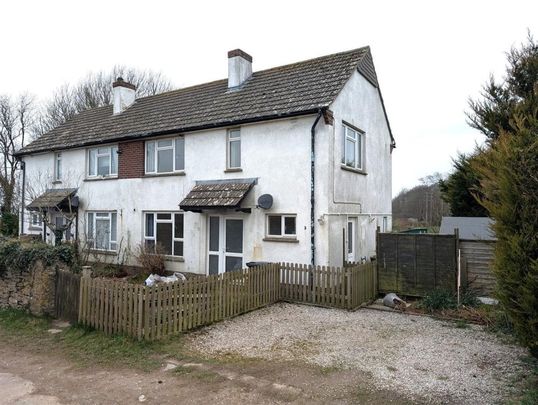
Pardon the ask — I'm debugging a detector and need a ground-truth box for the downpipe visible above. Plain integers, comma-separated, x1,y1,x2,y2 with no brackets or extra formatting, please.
310,109,324,267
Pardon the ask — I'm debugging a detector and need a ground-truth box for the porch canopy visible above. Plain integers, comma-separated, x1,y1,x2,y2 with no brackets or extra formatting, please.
179,179,256,212
26,188,79,211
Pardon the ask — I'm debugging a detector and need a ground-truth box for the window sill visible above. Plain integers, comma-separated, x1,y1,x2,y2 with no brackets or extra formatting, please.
340,165,367,175
224,168,242,173
165,256,185,263
84,176,118,182
143,171,186,178
52,180,62,185
263,237,299,243
28,227,43,231
88,249,117,256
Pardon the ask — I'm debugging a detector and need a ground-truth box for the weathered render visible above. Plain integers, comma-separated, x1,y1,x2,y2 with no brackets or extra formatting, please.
17,47,394,274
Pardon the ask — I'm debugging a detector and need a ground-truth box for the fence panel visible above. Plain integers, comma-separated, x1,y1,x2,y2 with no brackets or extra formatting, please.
377,233,457,296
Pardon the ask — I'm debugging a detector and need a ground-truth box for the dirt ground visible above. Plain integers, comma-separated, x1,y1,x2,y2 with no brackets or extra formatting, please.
0,303,531,404
0,343,418,404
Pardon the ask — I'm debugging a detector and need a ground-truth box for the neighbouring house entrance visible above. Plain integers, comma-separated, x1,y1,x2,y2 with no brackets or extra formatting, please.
208,216,244,274
347,218,357,263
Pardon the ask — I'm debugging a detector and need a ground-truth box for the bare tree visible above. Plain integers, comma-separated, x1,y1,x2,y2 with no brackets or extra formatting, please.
0,94,39,215
39,66,173,134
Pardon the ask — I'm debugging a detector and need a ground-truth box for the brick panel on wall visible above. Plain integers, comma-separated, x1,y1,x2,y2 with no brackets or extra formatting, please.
118,141,145,179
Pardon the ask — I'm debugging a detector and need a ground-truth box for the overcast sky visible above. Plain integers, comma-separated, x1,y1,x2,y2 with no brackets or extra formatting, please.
1,0,537,195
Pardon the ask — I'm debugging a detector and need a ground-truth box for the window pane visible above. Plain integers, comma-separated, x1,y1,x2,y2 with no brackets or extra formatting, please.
145,213,154,237
157,213,171,220
229,129,240,139
225,256,242,272
157,148,173,172
97,155,110,176
55,153,62,180
174,213,183,239
98,147,110,154
356,134,362,169
345,138,356,167
208,255,219,275
229,140,241,168
157,139,173,148
145,239,156,251
284,216,296,235
173,241,183,257
175,137,185,171
111,213,117,242
87,213,94,239
156,222,173,255
95,219,110,250
268,216,282,236
225,219,243,253
347,128,357,140
111,146,118,174
146,141,155,172
209,217,219,252
89,149,96,176
348,222,353,254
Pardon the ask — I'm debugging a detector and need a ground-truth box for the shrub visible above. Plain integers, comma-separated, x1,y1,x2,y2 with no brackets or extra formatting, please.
460,288,481,308
420,289,457,312
0,239,77,275
136,243,166,276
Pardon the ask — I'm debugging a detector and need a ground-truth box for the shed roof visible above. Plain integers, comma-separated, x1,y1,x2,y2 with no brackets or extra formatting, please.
439,217,496,241
27,188,78,211
17,46,394,156
179,179,255,211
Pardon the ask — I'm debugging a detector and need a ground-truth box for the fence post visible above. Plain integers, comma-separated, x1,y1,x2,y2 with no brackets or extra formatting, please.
346,267,352,310
78,266,92,324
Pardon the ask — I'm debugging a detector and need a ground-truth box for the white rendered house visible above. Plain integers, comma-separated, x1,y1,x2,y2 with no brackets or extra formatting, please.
17,47,395,274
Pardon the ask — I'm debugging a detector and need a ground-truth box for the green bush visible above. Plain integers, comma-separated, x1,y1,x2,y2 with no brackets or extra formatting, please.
0,239,77,275
420,289,457,312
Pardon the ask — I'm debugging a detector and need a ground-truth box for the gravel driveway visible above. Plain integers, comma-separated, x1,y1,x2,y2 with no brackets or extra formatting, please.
188,303,529,404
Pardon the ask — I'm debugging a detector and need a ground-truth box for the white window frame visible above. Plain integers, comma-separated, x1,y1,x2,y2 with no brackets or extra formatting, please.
143,211,184,257
266,214,297,238
226,129,241,169
342,123,364,170
382,216,388,232
145,137,185,174
87,145,118,178
30,212,42,228
86,211,117,251
54,152,62,181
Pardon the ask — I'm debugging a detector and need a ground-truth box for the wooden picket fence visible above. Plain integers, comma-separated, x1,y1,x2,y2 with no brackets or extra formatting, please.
77,262,377,341
55,269,80,324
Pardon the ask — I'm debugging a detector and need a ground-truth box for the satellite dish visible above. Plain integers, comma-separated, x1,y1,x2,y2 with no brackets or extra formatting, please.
257,194,273,210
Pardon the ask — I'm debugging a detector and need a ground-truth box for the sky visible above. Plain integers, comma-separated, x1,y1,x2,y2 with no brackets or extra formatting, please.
1,0,537,195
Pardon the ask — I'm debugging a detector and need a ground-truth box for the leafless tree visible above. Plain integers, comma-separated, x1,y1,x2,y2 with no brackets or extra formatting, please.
39,66,173,134
0,94,39,213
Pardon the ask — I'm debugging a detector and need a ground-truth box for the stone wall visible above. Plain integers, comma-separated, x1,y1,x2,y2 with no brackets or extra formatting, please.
0,260,60,316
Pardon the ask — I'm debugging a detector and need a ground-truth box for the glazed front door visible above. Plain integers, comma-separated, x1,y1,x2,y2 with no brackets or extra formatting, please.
208,216,244,275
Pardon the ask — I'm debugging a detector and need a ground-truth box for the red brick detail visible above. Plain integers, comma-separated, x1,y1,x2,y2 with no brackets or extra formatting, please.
118,141,145,179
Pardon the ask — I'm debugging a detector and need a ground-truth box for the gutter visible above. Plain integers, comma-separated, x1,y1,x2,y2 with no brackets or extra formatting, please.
310,108,325,266
14,108,325,158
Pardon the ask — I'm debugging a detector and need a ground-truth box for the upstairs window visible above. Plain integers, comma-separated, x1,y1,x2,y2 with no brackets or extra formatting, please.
145,137,185,174
144,212,184,257
54,152,62,181
87,212,117,251
88,146,118,177
342,124,364,170
227,129,241,169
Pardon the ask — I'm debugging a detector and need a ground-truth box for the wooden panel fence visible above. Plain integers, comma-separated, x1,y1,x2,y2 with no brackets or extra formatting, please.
55,269,81,323
460,241,496,296
78,262,377,341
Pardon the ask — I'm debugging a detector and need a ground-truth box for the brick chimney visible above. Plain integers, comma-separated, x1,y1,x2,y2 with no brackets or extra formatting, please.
228,49,252,88
112,77,136,114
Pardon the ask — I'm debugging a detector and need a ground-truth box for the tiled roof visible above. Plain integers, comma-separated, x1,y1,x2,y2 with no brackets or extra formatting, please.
17,46,389,156
27,188,78,210
179,180,255,211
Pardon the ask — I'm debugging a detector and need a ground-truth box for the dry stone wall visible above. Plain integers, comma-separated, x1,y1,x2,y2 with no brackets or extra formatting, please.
0,260,60,316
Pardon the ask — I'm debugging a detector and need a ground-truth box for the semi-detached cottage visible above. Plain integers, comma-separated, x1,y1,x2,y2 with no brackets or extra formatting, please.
16,47,395,274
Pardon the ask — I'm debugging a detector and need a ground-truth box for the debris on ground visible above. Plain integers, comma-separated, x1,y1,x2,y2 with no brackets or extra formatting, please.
382,293,407,308
144,273,186,286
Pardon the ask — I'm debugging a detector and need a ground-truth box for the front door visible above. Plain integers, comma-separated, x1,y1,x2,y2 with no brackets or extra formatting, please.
208,216,244,274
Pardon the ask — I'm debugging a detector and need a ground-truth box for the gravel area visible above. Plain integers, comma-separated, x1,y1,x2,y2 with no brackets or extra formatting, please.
187,303,529,404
